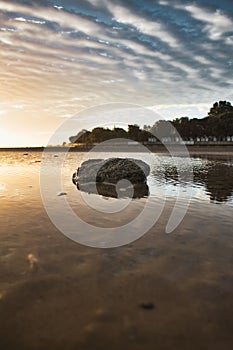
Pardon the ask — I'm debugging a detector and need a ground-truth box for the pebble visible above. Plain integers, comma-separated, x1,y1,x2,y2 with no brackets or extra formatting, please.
140,302,156,310
57,192,67,196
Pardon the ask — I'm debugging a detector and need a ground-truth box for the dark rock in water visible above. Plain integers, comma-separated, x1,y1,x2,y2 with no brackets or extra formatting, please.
72,158,150,199
73,158,150,185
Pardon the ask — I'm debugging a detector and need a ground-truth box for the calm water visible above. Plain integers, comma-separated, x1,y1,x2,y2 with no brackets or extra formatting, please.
0,151,232,350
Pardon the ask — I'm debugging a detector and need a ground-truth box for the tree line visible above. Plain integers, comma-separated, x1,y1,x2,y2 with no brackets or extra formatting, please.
69,101,233,144
69,124,153,144
170,101,233,141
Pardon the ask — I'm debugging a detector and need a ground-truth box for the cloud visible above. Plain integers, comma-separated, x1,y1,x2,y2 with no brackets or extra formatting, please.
160,1,233,41
108,4,180,48
0,0,232,146
0,109,6,115
179,4,233,40
149,103,211,119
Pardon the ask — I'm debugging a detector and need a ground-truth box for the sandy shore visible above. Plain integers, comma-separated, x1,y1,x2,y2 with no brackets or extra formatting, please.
1,145,233,156
0,201,232,350
0,150,232,350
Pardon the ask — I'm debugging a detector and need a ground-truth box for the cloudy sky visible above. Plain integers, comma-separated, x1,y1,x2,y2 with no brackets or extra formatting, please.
0,0,233,146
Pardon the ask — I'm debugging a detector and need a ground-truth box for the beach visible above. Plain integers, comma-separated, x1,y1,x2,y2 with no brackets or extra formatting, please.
1,0,233,347
1,143,233,155
0,150,232,349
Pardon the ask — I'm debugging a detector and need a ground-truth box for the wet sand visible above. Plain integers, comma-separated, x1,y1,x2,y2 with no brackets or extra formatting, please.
0,151,232,349
0,204,232,350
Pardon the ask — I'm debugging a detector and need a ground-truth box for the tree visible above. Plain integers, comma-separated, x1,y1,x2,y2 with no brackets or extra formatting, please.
150,120,174,141
69,129,89,143
208,100,233,117
112,127,128,139
143,124,151,131
69,101,233,145
128,124,140,140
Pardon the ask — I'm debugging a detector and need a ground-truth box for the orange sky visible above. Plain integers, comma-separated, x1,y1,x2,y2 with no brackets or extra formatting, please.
0,0,232,146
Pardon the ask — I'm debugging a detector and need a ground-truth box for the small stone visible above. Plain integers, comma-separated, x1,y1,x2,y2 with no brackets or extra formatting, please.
57,192,67,196
140,302,156,310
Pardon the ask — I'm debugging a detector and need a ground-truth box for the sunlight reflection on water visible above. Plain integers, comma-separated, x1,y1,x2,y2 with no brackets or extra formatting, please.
0,151,233,349
0,151,233,206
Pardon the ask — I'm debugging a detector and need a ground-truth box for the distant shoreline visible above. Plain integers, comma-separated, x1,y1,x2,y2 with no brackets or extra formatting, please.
1,144,233,155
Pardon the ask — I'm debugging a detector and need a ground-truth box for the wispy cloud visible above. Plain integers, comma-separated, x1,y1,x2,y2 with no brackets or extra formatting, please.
171,2,233,40
0,109,6,115
0,0,232,145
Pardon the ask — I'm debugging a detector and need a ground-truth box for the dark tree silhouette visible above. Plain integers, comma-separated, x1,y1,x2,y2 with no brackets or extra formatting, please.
208,100,233,117
69,101,233,145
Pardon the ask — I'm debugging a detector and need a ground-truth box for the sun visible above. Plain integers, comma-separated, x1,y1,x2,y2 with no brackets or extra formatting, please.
0,127,12,147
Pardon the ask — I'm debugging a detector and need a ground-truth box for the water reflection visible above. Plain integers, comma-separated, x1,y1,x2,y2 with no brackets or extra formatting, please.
152,159,233,203
75,181,149,199
1,153,233,350
163,165,179,183
193,162,233,203
1,151,232,204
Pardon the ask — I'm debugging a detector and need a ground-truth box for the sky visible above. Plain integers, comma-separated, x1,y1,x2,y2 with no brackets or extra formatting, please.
0,0,233,146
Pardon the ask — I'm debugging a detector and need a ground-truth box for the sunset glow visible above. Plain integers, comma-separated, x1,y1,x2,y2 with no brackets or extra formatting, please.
0,128,8,147
0,0,232,146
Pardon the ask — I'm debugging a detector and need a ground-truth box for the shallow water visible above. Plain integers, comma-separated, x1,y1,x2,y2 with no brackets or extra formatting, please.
0,151,232,350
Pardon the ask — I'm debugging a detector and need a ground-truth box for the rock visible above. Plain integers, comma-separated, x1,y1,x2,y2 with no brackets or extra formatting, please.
72,158,150,198
73,158,150,185
140,302,156,310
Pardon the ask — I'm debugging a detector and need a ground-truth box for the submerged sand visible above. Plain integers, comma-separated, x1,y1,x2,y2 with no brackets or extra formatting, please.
0,151,232,350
